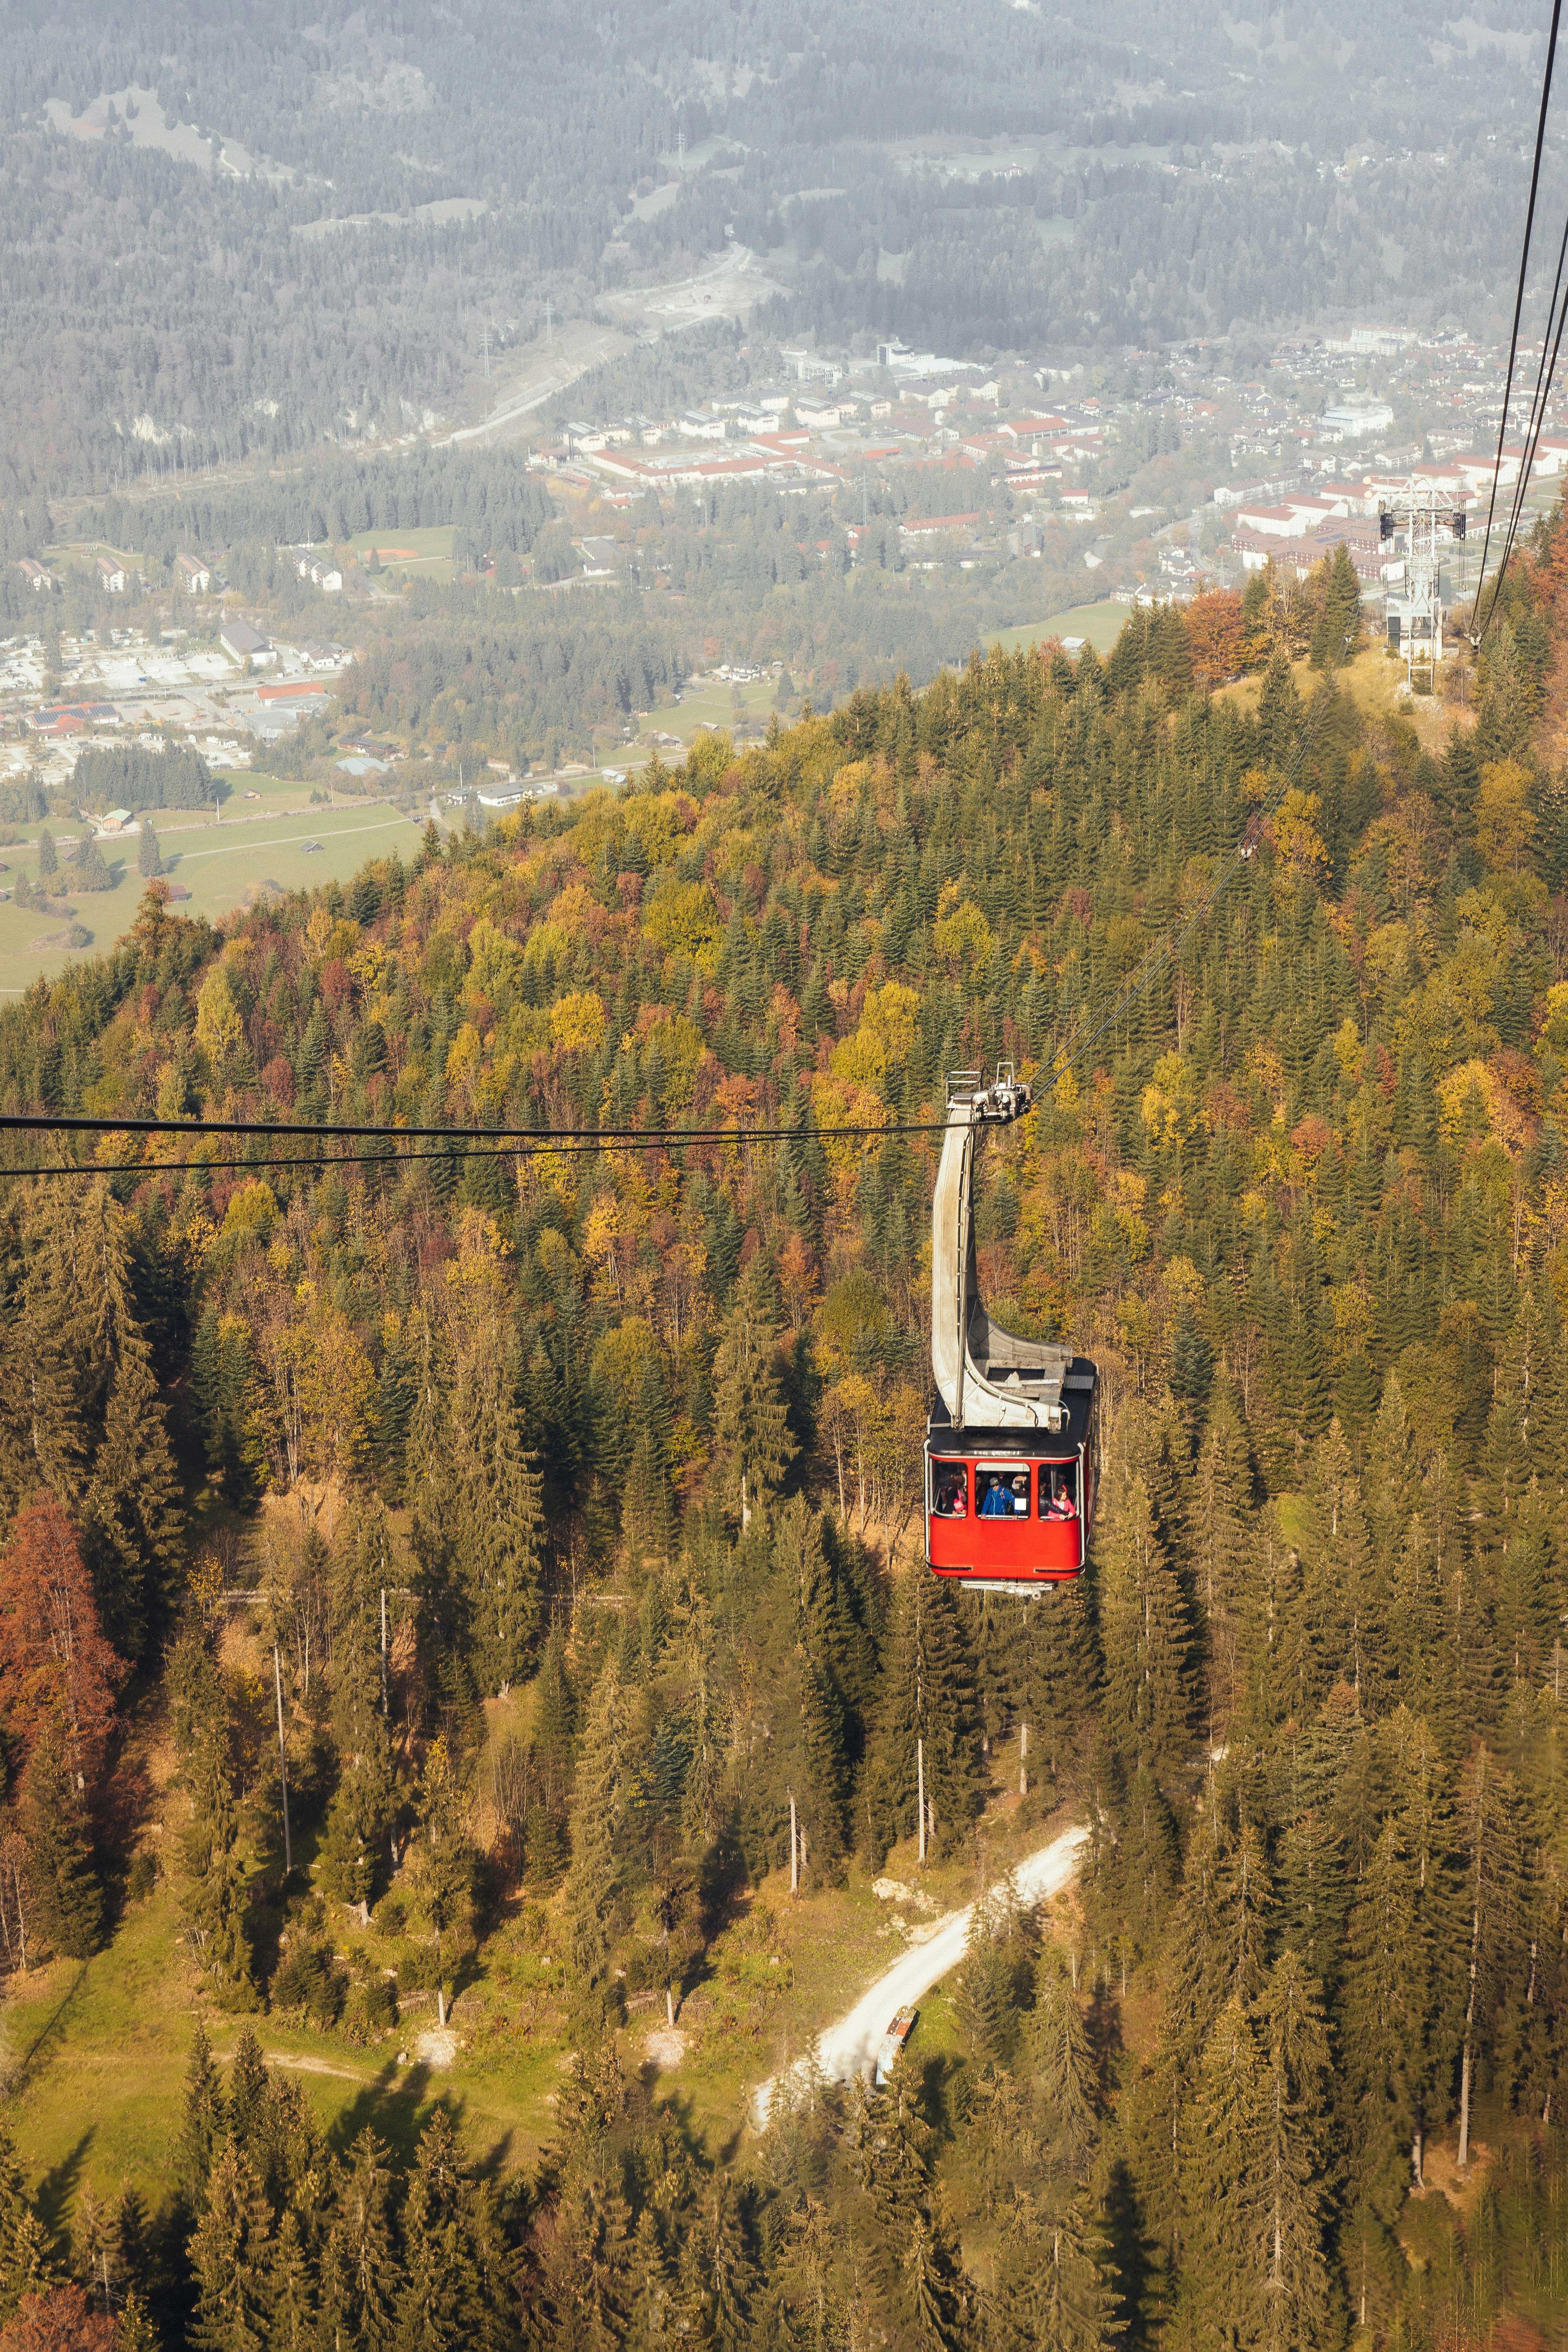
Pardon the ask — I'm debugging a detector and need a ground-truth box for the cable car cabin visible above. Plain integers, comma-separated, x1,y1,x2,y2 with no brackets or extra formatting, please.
925,1068,1101,1593
925,1370,1099,1588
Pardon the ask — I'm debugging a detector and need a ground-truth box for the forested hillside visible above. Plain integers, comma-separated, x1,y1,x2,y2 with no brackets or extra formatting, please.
0,521,1563,2346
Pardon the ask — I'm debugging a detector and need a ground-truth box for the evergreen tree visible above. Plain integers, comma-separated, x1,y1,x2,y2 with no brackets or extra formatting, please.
450,1342,545,1695
138,821,163,878
1253,1952,1336,2348
1180,1996,1267,2343
19,1731,100,1958
36,829,56,879
1030,1956,1099,2169
179,1717,259,2011
316,2132,401,2352
1098,1471,1193,1780
187,2145,274,2352
176,2024,229,2215
562,1657,627,1987
711,1255,797,1528
81,1330,184,1659
861,1573,985,1864
392,2112,505,2351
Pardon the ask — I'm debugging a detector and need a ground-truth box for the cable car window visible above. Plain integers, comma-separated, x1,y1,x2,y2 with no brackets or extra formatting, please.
1038,1463,1080,1523
931,1463,969,1518
977,1469,1030,1518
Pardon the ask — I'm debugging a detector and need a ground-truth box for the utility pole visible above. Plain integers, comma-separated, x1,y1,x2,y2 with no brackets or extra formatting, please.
1019,1721,1029,1798
380,1586,389,1718
917,1737,926,1864
273,1646,292,1873
543,296,554,349
789,1791,799,1893
481,322,491,380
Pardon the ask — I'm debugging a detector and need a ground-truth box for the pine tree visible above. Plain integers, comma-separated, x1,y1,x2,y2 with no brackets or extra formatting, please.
861,1572,985,1864
138,821,163,878
1180,1996,1267,2344
81,1331,184,1659
392,2112,498,2350
1253,1952,1336,2349
1453,1744,1525,2171
711,1255,797,1528
449,1342,544,1695
1191,1388,1256,1739
19,1731,100,1958
176,2024,229,2214
1030,1956,1098,2168
1098,1471,1193,1779
316,2132,401,2352
187,2145,274,2351
36,829,56,879
562,1657,627,1987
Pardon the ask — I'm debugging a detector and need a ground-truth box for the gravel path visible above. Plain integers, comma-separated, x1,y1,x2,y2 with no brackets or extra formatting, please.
751,1824,1086,2127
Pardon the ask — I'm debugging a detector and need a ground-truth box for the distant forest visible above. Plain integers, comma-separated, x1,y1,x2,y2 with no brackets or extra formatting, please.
0,0,1553,494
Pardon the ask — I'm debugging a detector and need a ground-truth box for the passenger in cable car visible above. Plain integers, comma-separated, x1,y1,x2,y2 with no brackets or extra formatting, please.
933,1466,968,1517
978,1472,1013,1517
1041,1469,1079,1523
977,1470,1029,1517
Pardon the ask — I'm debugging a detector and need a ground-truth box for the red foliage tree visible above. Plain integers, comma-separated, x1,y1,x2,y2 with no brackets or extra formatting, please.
0,1499,124,1794
1185,588,1247,689
0,2285,116,2350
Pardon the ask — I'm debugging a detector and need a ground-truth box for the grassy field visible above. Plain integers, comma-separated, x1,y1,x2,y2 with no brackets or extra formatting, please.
620,673,779,775
0,786,422,997
996,602,1126,655
345,526,456,585
0,1682,1069,2223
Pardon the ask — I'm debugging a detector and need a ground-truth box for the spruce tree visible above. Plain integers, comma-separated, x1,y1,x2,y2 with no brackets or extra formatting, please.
1029,1956,1098,2168
1180,1996,1266,2344
138,820,163,878
36,829,56,880
187,2145,274,2352
1191,1388,1256,1739
176,2023,229,2214
179,1719,259,2011
1254,1951,1336,2347
861,1573,985,1864
82,1331,185,1658
20,1731,101,1959
392,2112,499,2350
1340,1822,1432,2217
450,1343,544,1696
711,1255,797,1528
316,2132,401,2352
562,1657,627,1987
1098,1471,1193,1780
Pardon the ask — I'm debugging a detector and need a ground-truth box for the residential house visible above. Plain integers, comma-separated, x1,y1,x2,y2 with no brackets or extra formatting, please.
174,554,212,594
16,559,48,591
95,554,127,593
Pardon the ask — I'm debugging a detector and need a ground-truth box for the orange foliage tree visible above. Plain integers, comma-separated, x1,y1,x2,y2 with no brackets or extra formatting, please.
0,1498,124,1793
1185,588,1247,689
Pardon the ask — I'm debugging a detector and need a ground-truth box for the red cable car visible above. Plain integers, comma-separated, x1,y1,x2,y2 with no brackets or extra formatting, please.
925,1068,1100,1593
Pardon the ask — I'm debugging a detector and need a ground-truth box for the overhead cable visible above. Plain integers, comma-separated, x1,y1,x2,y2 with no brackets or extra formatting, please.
1472,0,1565,639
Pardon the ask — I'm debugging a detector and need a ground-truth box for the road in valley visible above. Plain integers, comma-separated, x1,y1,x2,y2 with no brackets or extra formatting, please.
750,1824,1087,2127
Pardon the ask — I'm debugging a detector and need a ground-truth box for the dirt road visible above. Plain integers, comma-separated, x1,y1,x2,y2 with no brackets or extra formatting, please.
750,1824,1087,2127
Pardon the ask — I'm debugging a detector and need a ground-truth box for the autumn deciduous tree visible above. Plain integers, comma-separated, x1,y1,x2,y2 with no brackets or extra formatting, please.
0,1499,123,1794
1185,588,1246,688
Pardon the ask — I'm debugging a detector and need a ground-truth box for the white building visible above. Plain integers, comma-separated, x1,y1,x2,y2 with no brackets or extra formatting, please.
1321,400,1396,439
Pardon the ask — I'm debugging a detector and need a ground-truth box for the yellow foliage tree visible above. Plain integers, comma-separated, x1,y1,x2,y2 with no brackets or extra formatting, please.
1476,759,1535,875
